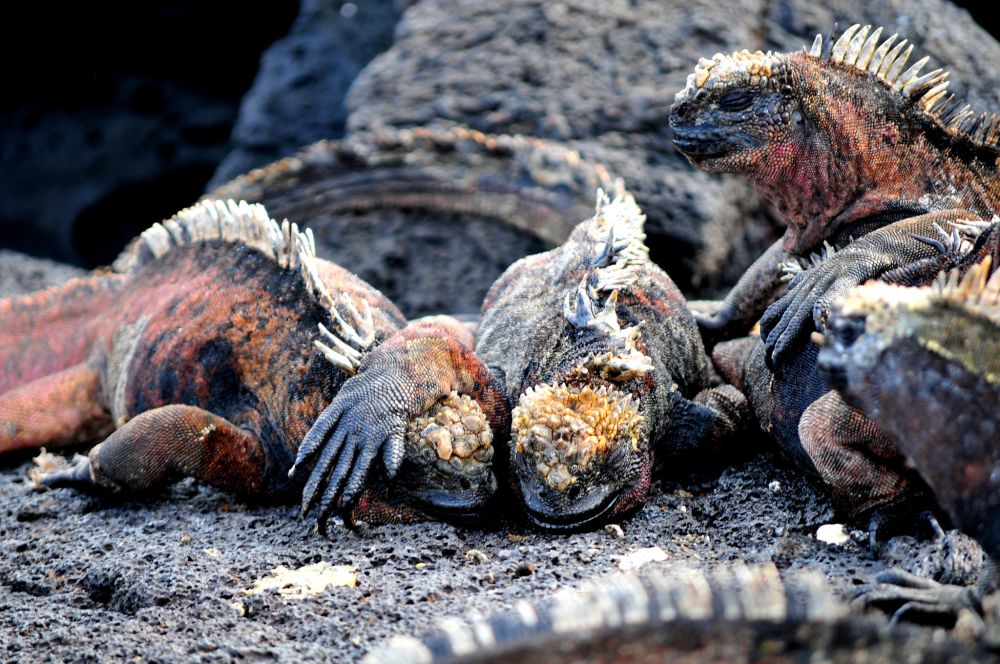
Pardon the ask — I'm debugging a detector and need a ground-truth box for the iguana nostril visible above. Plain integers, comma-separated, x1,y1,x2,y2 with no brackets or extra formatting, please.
671,101,692,122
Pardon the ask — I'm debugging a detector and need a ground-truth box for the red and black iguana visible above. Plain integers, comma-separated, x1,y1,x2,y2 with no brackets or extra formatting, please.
0,199,507,525
669,25,1000,530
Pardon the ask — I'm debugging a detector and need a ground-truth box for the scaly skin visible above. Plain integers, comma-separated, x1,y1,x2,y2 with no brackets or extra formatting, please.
0,200,504,526
362,563,997,663
820,251,1000,627
672,25,1000,523
296,189,746,532
671,26,1000,358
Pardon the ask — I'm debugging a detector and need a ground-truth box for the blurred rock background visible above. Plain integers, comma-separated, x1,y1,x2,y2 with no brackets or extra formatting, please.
1,0,997,299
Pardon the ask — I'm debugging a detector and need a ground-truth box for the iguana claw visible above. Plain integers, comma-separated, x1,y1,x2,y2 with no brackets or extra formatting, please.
295,368,409,531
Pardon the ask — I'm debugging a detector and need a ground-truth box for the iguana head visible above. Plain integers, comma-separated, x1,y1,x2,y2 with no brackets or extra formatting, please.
671,25,998,253
350,391,498,526
820,256,1000,389
507,192,656,530
510,375,649,531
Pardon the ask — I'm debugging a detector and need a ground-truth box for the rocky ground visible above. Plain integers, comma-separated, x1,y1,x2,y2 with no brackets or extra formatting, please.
4,1,1000,660
0,252,986,661
2,445,975,662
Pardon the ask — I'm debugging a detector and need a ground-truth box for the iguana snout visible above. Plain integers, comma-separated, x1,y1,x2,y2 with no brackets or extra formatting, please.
346,390,499,526
510,382,646,530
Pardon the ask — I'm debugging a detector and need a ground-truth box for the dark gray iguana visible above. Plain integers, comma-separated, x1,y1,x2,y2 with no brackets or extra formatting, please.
362,563,997,663
293,189,747,531
820,241,1000,630
0,199,507,525
669,25,1000,528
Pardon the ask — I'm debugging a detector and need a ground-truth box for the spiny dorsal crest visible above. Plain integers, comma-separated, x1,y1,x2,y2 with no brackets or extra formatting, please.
562,185,653,380
807,24,1000,150
586,183,649,279
112,198,374,375
932,255,1000,321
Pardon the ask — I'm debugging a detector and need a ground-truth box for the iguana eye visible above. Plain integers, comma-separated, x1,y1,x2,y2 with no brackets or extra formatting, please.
718,89,754,112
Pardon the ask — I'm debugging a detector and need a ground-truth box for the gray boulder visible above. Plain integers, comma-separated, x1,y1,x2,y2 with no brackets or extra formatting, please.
345,0,1000,292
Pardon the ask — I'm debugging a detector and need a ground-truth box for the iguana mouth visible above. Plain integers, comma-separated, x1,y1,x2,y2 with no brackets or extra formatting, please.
349,475,498,526
521,488,620,532
409,476,499,523
671,126,749,159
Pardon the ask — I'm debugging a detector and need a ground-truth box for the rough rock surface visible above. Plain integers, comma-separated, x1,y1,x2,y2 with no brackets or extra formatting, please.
0,2,296,268
0,255,986,662
346,0,1000,293
208,0,412,188
291,207,546,317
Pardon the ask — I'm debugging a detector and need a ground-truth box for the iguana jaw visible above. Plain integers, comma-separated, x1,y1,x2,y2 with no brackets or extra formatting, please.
350,472,499,527
521,485,620,532
671,125,756,163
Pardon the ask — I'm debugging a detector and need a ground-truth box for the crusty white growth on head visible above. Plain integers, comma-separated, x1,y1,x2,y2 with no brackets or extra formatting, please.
674,48,787,104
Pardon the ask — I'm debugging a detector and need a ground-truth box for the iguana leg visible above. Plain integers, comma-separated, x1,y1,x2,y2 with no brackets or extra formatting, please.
761,209,982,365
709,336,760,391
662,384,748,456
293,317,508,531
40,405,266,496
797,390,919,520
0,363,113,454
691,238,790,345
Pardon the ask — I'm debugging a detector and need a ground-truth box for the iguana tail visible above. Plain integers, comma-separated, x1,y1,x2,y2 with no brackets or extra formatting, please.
206,126,618,247
363,563,993,663
0,273,127,393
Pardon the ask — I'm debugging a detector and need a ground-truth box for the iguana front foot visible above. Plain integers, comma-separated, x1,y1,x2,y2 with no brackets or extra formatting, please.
294,318,508,533
760,211,981,366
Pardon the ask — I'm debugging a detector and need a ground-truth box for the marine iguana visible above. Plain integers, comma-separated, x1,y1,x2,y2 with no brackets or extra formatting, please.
293,188,746,532
670,25,1000,526
362,563,997,663
820,244,1000,628
0,199,507,525
671,24,1000,358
